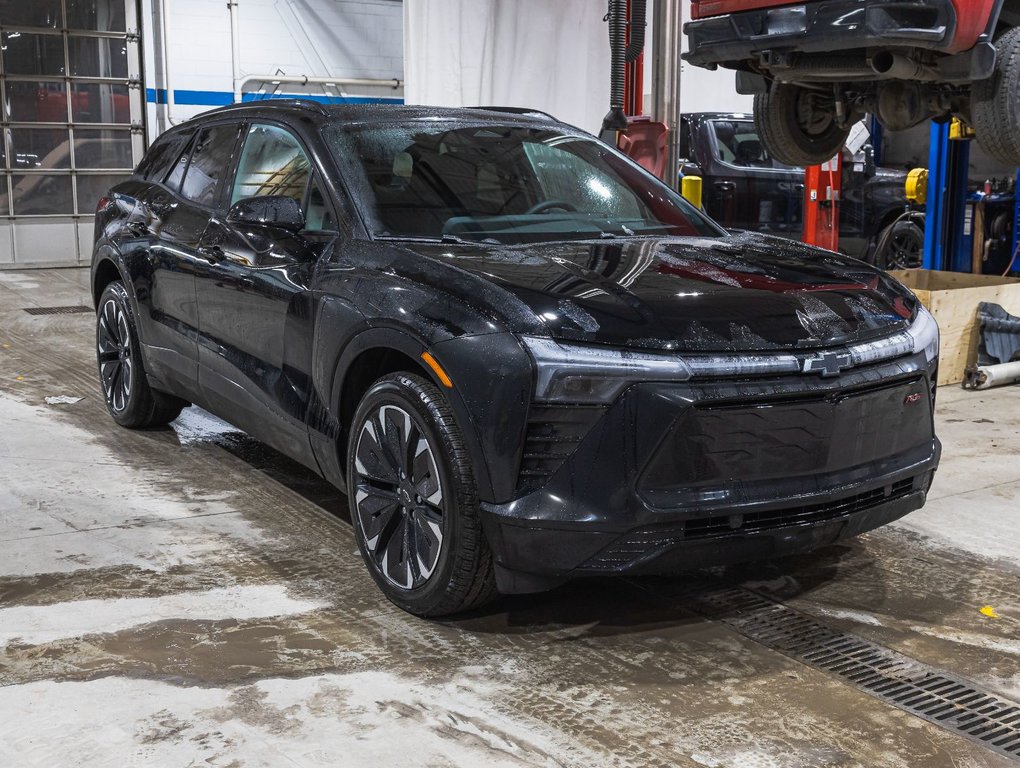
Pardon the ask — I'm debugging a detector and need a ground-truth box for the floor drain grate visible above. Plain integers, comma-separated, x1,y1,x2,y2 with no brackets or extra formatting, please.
689,586,1020,759
22,305,93,316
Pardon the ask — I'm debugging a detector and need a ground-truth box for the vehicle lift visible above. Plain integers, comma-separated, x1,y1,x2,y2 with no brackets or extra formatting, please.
920,121,1020,275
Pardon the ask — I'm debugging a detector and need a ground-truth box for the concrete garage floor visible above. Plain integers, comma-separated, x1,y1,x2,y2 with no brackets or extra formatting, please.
1,267,1019,768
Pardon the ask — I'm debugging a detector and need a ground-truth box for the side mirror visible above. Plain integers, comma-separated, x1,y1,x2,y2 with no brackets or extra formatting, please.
226,195,305,232
863,145,877,177
680,160,703,178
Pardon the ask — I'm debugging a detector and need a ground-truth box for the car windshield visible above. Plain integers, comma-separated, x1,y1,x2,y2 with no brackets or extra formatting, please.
324,120,724,244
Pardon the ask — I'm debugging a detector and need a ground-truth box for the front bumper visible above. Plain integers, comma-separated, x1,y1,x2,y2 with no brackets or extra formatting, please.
481,352,940,594
684,0,959,68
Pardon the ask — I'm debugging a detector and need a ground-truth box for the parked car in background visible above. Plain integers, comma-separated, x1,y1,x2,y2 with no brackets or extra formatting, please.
91,102,940,617
679,113,924,268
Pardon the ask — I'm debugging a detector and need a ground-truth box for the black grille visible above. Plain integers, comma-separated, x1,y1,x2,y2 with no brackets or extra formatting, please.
22,305,92,315
516,404,606,494
686,586,1020,761
585,478,916,570
641,378,933,493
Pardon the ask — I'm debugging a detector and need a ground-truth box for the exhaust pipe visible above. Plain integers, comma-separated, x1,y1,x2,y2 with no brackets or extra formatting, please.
872,51,939,81
602,0,629,134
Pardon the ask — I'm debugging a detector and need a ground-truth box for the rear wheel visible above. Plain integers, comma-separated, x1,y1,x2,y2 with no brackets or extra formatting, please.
96,281,186,427
347,372,497,616
754,82,851,166
973,26,1020,166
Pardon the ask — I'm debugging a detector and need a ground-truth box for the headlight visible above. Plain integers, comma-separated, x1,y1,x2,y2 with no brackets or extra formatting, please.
522,336,692,403
907,306,939,364
522,336,801,403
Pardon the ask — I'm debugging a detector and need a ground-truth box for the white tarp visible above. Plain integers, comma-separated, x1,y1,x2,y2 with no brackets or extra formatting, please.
403,0,611,134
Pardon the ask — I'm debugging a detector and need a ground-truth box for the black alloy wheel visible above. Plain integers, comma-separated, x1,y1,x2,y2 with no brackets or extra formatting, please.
353,401,445,589
95,281,186,428
347,372,496,616
97,292,134,414
875,220,925,270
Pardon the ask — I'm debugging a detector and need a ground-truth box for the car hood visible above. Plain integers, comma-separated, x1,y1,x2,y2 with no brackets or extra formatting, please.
411,231,919,351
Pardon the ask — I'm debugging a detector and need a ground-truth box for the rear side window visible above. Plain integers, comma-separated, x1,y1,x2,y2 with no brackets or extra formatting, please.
177,123,242,207
135,130,192,181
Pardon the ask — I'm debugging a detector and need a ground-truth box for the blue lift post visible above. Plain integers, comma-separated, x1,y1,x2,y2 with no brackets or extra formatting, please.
922,120,971,272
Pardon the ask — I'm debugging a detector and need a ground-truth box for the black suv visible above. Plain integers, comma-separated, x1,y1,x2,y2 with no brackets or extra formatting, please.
91,102,941,616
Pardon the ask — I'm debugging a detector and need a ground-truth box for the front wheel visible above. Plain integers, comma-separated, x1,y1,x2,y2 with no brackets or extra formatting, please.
754,82,851,166
346,372,497,616
96,281,186,427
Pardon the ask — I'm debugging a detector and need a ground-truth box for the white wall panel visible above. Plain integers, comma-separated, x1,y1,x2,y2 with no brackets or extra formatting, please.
404,0,611,134
142,0,405,140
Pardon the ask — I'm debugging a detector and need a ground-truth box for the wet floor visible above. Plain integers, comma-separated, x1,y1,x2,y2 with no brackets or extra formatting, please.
1,267,1019,767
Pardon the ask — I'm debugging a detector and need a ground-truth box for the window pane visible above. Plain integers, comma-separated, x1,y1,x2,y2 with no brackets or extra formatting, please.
0,0,62,28
68,36,128,78
165,137,193,190
9,128,71,170
6,81,68,122
66,0,126,32
3,32,65,76
180,124,241,206
136,130,192,180
73,129,133,168
77,173,129,213
231,124,310,204
70,83,131,123
11,174,73,215
305,179,335,231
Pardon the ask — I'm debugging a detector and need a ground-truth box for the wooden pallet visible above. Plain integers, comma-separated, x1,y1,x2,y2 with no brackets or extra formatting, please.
887,269,1020,386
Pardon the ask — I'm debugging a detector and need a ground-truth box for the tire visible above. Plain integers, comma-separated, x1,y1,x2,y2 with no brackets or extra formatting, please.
346,372,497,617
754,82,851,166
973,26,1020,166
96,281,187,428
874,219,925,270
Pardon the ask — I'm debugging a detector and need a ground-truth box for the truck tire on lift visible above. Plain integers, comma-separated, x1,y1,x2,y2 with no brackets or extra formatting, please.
754,82,851,166
972,26,1020,166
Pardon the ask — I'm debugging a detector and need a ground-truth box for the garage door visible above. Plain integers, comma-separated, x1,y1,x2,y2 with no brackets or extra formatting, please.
0,0,144,267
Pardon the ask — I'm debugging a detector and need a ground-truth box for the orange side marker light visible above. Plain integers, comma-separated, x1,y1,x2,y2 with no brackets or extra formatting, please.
420,351,453,388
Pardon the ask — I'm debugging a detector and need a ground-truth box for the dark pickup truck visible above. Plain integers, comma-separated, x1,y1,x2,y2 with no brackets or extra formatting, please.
679,112,923,267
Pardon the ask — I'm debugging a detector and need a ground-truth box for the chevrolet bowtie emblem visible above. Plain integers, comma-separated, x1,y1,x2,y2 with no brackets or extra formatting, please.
802,351,852,377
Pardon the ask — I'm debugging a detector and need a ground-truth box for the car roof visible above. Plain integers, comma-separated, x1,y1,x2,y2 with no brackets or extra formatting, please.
190,100,571,130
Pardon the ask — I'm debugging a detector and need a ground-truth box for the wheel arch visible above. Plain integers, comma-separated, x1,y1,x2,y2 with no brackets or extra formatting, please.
91,253,125,308
328,326,497,502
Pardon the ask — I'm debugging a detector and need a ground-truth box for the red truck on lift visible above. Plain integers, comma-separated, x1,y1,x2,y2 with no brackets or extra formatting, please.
683,0,1020,167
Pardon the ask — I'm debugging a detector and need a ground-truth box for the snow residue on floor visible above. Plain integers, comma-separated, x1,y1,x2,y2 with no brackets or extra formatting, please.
170,406,241,445
0,585,324,647
812,607,885,627
0,395,270,577
0,672,584,768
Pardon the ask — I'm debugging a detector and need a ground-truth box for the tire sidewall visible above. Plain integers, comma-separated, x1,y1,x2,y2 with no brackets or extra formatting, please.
346,373,472,615
96,281,148,426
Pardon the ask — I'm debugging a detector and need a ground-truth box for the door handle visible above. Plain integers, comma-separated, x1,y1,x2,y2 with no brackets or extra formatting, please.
125,221,148,237
714,181,736,194
197,244,225,263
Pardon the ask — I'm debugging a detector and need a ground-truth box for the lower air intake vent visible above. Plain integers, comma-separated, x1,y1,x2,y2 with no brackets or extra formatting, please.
584,478,917,570
516,404,606,495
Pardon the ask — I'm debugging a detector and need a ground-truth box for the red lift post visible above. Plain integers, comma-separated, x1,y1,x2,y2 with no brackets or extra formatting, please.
802,154,842,251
